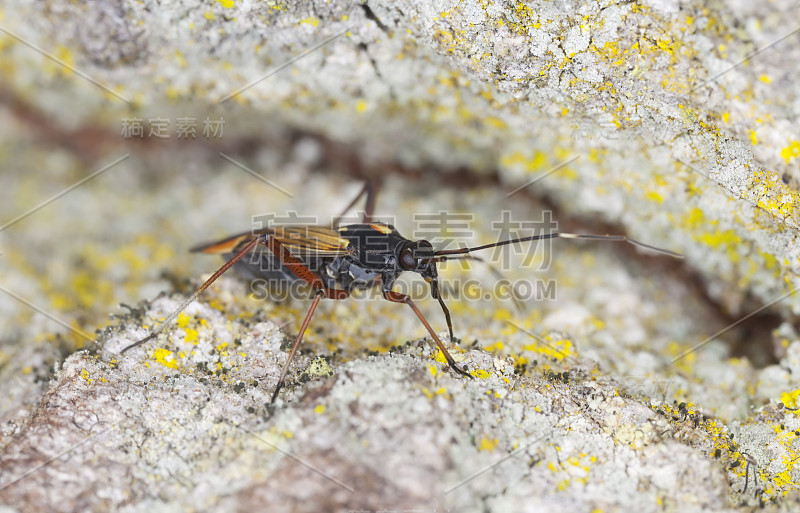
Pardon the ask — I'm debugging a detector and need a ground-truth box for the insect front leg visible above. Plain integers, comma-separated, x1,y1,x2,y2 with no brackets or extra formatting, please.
382,290,472,379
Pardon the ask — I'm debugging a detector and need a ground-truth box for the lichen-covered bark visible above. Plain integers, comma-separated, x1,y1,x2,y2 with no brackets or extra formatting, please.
2,0,800,510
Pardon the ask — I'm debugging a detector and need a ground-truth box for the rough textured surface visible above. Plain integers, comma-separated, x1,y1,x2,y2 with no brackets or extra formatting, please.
1,0,800,511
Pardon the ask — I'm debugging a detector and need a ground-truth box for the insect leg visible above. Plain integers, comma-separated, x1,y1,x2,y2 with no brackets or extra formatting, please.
121,235,263,353
383,290,472,379
271,288,325,403
740,451,759,497
263,234,350,402
361,180,376,223
331,180,377,227
436,290,454,341
742,458,750,495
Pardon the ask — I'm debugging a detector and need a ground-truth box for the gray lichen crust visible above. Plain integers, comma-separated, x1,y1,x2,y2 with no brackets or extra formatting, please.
0,298,751,512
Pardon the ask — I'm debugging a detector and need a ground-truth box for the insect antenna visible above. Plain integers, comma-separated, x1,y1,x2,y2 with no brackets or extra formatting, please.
434,232,683,259
120,235,263,353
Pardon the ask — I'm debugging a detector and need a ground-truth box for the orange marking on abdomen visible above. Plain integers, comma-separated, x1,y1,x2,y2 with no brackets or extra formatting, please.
265,235,324,287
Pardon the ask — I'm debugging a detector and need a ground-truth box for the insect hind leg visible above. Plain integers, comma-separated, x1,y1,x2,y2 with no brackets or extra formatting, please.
270,288,325,403
331,180,377,227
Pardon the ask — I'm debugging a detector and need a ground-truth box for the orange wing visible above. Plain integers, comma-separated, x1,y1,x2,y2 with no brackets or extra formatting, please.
190,226,354,258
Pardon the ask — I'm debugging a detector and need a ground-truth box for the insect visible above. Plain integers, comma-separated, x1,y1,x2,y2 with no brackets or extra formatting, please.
121,183,682,402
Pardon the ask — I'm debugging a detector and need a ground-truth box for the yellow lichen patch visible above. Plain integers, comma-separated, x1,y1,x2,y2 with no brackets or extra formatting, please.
781,141,800,163
176,312,190,328
484,341,504,352
683,207,705,229
757,421,800,497
483,116,507,129
471,369,491,379
750,168,800,223
299,17,319,27
478,437,498,452
152,348,179,369
175,50,186,68
204,11,216,20
45,45,74,77
522,336,573,360
208,299,226,311
758,249,779,272
499,150,548,173
216,0,234,8
36,231,177,349
314,404,326,414
780,389,800,410
166,86,183,100
492,308,513,323
185,328,199,344
666,341,696,372
501,322,518,336
45,269,115,314
645,190,664,203
696,229,740,250
548,453,596,490
656,402,753,488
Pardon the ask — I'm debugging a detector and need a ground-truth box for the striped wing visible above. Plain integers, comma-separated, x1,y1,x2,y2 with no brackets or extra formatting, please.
190,226,353,258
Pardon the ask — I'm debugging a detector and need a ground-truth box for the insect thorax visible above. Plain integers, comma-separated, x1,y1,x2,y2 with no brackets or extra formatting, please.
321,256,385,291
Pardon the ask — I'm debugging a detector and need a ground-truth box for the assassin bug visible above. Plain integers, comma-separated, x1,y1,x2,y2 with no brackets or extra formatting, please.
121,183,682,402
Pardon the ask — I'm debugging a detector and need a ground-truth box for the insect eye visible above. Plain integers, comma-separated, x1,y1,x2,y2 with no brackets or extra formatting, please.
400,248,417,270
